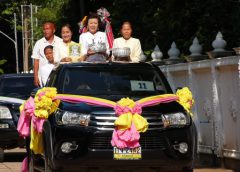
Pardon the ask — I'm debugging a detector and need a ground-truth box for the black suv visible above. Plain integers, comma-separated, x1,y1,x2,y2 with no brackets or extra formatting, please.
0,73,34,161
29,62,197,172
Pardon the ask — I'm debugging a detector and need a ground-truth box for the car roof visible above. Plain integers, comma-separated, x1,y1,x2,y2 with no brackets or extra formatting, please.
0,73,33,78
58,62,156,70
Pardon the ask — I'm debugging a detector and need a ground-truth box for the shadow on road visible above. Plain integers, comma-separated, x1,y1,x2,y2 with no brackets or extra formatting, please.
4,151,27,162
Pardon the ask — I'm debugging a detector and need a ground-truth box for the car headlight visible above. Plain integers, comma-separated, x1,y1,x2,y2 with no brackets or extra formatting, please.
0,106,12,119
56,110,90,126
161,112,189,127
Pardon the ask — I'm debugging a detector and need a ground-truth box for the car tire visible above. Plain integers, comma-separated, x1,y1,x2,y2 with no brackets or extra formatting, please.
44,158,52,172
0,148,4,162
182,167,193,172
42,131,60,172
44,157,59,172
29,154,35,172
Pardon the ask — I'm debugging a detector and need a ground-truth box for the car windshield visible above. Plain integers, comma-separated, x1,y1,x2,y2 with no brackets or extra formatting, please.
0,76,35,99
60,67,167,96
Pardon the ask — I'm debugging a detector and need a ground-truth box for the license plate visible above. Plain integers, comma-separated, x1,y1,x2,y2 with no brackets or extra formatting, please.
113,147,142,160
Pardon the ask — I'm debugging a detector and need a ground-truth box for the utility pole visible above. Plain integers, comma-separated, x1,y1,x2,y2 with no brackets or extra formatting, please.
21,4,38,72
14,13,19,73
0,13,19,73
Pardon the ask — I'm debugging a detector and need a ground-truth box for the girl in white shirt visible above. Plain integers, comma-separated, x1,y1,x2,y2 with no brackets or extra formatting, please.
79,13,110,62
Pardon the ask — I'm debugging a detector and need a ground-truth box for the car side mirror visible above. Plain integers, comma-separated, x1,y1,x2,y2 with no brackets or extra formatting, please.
31,87,40,97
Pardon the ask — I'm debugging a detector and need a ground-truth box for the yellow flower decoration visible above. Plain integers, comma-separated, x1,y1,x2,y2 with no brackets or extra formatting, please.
176,87,194,115
117,97,135,109
34,87,59,119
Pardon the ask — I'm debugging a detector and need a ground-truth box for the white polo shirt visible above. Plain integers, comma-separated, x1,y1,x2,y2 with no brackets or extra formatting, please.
31,35,62,85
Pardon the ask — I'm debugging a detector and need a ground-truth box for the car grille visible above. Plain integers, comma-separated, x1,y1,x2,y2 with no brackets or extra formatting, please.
88,110,165,150
89,135,166,150
89,111,163,131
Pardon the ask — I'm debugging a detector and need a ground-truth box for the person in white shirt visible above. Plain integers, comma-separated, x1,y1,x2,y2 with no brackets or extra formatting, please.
79,13,110,62
113,21,142,62
31,22,62,87
57,24,83,63
39,45,56,86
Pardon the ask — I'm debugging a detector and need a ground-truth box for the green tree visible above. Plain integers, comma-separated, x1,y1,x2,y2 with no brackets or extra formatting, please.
110,0,240,58
0,0,70,71
0,58,7,74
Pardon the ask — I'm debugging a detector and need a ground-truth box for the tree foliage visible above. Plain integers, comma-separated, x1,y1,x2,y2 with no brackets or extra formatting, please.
0,58,7,74
110,0,240,58
1,0,70,39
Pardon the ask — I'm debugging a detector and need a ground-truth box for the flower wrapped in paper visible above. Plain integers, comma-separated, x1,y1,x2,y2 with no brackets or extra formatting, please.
68,42,82,62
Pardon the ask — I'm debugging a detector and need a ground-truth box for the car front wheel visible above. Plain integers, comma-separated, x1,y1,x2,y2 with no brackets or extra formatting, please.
0,148,4,162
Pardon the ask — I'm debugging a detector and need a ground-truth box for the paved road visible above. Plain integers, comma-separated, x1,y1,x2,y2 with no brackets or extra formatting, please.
0,149,234,172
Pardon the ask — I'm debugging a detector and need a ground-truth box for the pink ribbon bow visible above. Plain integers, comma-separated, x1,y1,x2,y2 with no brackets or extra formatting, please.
17,97,35,137
111,103,143,148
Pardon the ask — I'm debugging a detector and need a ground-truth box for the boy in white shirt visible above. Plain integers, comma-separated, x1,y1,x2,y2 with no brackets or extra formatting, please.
39,45,56,87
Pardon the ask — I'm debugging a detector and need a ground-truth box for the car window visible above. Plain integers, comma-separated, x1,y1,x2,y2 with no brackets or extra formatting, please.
0,76,35,99
60,67,167,96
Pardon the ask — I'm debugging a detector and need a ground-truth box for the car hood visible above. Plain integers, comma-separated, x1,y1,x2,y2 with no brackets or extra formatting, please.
58,100,185,114
0,96,25,105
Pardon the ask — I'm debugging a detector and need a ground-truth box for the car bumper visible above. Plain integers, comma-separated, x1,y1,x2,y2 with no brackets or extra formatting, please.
47,125,196,171
0,129,23,149
51,150,193,171
0,120,24,149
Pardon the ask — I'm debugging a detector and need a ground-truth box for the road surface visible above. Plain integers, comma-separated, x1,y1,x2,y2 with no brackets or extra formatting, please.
0,149,234,172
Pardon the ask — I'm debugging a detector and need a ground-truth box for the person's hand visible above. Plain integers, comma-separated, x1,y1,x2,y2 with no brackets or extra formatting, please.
34,76,40,87
108,56,113,62
61,57,72,62
78,56,86,62
87,49,96,56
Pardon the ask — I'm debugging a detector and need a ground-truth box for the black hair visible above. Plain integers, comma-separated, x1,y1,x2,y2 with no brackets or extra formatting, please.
44,45,54,54
121,21,132,30
61,24,72,32
86,12,101,27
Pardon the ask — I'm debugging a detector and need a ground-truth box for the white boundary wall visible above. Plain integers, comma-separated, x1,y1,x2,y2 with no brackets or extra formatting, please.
159,56,240,160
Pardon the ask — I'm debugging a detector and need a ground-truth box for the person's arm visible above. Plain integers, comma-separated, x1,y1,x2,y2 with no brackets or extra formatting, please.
33,59,40,87
111,39,118,61
131,39,142,62
79,34,88,59
31,41,40,87
53,45,62,63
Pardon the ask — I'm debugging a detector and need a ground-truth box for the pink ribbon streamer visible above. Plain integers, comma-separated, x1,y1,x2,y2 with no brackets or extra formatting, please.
105,19,114,49
54,95,115,108
17,97,35,137
138,96,178,107
21,157,29,172
97,7,114,49
18,94,180,152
